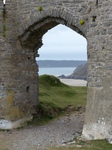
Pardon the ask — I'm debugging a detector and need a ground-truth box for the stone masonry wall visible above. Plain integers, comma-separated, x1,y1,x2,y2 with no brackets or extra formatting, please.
0,0,39,128
0,0,112,140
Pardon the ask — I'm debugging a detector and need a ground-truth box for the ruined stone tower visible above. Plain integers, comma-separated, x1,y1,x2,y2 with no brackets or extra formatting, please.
0,0,112,140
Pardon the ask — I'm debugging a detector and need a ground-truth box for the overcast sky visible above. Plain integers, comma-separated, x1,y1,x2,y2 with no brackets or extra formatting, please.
37,24,87,60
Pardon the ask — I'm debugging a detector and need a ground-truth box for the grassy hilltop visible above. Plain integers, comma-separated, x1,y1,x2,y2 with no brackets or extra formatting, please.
29,74,86,125
38,75,86,122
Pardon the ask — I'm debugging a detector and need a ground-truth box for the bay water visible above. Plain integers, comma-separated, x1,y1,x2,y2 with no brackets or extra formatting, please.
38,67,76,77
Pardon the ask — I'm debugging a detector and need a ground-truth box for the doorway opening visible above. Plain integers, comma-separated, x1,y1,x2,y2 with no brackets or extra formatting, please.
34,24,87,142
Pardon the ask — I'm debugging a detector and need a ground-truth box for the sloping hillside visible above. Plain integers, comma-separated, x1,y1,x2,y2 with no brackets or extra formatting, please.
68,63,87,80
59,63,87,80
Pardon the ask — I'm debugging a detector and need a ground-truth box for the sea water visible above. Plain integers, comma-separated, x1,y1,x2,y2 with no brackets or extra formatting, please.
38,67,76,77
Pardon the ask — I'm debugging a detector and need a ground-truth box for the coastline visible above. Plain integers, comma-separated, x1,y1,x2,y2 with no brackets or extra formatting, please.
59,79,87,86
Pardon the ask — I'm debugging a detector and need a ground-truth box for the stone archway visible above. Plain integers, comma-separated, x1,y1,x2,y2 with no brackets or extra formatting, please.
19,16,87,114
0,0,112,141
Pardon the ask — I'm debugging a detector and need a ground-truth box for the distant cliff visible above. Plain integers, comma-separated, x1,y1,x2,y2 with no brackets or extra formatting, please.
37,60,87,68
59,63,87,80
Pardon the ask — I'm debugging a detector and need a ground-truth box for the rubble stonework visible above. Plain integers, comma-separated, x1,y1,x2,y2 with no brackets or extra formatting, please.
0,0,112,140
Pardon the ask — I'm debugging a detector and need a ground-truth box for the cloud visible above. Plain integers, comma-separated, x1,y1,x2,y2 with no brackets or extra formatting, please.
37,24,87,60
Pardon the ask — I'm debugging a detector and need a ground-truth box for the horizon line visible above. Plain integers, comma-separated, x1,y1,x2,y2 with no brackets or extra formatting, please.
37,59,87,61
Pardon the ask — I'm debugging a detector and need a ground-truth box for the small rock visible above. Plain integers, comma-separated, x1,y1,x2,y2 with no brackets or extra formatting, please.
37,144,41,147
76,145,82,147
62,140,65,144
74,132,80,137
108,139,112,144
67,141,76,145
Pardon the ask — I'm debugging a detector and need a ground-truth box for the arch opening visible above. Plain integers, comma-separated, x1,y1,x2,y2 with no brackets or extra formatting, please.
19,17,86,52
18,16,88,137
35,24,87,141
19,17,88,109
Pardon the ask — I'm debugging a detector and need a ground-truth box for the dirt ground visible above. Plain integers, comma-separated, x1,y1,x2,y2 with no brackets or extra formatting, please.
0,112,84,150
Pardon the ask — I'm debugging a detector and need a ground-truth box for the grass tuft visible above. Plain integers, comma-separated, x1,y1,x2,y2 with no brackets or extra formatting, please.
41,140,112,150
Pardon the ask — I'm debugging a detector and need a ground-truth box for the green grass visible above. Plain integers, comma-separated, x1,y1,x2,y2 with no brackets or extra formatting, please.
39,74,87,110
42,140,112,150
28,74,87,126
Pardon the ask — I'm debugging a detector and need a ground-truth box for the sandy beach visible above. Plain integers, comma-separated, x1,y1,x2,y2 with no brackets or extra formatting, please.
60,79,87,86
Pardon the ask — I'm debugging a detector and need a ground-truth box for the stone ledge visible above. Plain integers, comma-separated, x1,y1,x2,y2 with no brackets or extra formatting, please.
0,116,33,130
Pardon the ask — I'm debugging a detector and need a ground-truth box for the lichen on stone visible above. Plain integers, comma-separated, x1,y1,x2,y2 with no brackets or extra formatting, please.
38,6,42,11
80,20,84,25
6,92,24,120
